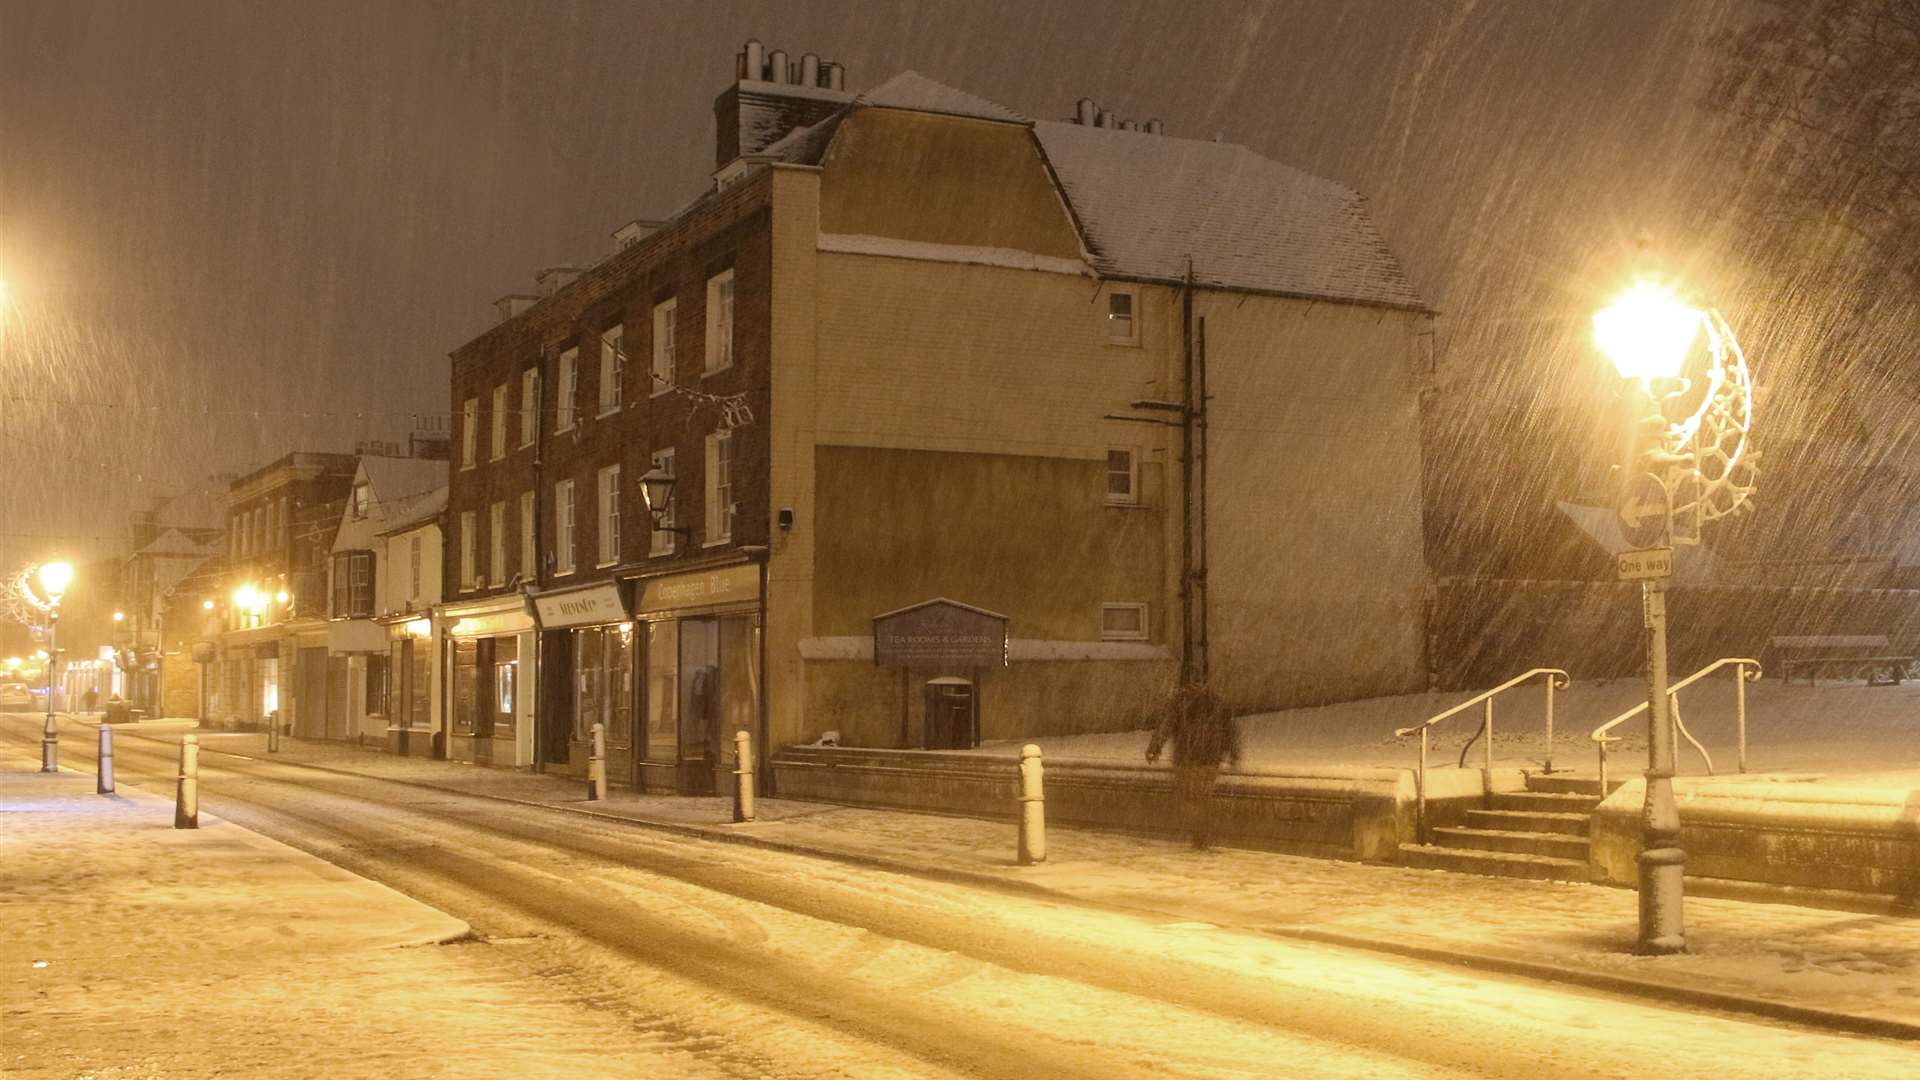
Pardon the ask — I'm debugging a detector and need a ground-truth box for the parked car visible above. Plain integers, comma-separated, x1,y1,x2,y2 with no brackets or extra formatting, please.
0,682,35,708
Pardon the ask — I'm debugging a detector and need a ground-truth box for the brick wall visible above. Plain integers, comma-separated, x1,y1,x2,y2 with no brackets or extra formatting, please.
447,170,776,601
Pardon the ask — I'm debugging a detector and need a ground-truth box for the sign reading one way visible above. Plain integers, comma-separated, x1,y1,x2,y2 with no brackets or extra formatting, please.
1618,473,1672,550
1617,547,1674,581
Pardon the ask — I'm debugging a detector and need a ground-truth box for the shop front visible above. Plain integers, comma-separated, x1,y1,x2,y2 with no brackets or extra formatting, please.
379,615,437,757
628,562,764,796
441,595,535,768
530,581,635,783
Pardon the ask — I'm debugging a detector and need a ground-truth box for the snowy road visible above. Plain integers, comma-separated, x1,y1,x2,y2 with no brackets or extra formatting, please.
8,715,1918,1079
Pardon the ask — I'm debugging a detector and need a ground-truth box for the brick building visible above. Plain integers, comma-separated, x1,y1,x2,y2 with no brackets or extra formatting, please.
445,43,1433,794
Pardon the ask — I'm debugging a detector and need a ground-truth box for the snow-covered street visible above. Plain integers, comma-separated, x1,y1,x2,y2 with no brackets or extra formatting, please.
5,712,1917,1078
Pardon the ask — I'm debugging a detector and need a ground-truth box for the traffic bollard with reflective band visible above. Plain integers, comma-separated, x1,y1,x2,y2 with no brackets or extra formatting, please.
267,710,281,753
174,735,199,830
587,722,606,801
1017,743,1046,865
97,724,114,794
733,730,755,823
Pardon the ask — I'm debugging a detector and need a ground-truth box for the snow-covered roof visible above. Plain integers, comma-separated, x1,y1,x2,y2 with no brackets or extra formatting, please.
376,486,448,538
1032,120,1428,310
358,456,447,503
133,527,220,561
857,71,1027,124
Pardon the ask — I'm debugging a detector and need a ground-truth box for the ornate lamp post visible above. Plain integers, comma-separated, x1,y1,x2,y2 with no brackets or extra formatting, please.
1593,281,1757,955
31,561,75,772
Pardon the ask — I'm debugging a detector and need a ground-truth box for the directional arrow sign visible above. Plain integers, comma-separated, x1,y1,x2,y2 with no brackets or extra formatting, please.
1619,473,1671,550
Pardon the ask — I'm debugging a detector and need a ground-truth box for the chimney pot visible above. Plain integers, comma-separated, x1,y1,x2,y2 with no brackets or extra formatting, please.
1095,110,1113,128
826,62,845,90
800,53,820,87
743,39,764,82
767,49,788,83
1075,98,1097,125
1146,119,1164,135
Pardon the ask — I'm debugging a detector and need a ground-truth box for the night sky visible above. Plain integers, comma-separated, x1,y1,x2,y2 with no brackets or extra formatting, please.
1,0,1740,566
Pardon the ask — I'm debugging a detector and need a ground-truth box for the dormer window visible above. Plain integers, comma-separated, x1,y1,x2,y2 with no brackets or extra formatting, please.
351,482,371,519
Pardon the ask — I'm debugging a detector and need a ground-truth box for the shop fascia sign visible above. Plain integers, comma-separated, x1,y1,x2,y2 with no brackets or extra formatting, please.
873,598,1009,670
636,564,760,614
532,582,632,629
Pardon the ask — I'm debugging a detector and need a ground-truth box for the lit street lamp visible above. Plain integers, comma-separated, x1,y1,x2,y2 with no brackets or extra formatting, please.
639,465,691,539
31,561,75,772
1593,280,1757,955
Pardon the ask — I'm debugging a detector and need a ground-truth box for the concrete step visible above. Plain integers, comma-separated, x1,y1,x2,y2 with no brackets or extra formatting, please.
1430,826,1591,861
1491,790,1603,814
1399,844,1593,882
1524,774,1622,797
1464,809,1592,837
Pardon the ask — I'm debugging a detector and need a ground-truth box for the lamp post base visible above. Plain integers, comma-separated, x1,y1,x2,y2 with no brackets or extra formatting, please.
41,736,57,773
1636,842,1687,954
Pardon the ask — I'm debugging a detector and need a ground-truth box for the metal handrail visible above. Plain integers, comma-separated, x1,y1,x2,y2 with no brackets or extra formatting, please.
1590,657,1761,793
1395,668,1569,842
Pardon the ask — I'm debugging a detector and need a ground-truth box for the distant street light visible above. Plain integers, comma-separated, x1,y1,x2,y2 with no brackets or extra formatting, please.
1593,279,1757,956
33,561,75,773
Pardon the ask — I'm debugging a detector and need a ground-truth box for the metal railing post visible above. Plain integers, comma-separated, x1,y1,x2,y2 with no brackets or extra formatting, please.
174,735,199,830
1736,662,1750,774
1597,742,1609,796
1543,676,1557,774
587,722,606,801
1416,728,1429,843
97,724,114,795
1017,744,1046,865
733,730,755,822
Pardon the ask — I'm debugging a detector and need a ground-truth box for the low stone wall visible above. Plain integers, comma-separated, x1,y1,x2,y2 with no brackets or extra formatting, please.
773,746,1508,861
1590,779,1920,910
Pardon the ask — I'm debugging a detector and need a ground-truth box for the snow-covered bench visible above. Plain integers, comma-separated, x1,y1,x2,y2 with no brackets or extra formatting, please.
1771,635,1913,687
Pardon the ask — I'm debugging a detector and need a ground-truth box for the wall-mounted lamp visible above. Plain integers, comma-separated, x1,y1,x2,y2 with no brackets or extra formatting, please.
639,466,692,538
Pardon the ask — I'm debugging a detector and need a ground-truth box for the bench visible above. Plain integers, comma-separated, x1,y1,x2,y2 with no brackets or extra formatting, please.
1771,635,1914,686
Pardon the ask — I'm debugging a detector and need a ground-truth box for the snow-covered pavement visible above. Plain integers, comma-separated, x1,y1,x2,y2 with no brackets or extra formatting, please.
5,713,1918,1078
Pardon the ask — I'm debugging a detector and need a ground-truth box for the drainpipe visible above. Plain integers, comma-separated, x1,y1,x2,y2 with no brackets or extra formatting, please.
740,544,772,797
529,359,548,770
1180,261,1196,683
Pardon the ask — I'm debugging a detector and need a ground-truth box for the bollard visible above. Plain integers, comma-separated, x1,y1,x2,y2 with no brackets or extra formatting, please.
1017,743,1046,865
587,722,606,801
267,710,281,753
732,730,756,823
174,735,199,830
97,724,115,795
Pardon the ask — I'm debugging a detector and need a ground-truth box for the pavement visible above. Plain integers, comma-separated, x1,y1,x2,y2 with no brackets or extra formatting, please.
73,716,1920,1042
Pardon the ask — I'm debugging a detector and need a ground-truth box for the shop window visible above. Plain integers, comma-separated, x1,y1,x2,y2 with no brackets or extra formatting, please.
493,636,517,737
408,638,430,727
645,620,678,764
452,638,479,734
365,654,389,717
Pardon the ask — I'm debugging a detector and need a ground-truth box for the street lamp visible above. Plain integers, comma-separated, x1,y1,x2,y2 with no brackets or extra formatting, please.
33,561,74,772
1593,279,1757,955
639,466,691,538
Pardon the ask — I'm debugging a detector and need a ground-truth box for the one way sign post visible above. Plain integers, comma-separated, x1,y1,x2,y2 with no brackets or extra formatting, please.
1619,473,1672,551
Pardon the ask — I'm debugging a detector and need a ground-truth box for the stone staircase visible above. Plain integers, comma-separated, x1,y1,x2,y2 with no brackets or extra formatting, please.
1399,774,1619,882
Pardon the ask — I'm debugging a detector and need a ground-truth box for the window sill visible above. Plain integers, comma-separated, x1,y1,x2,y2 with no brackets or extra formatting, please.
702,537,732,549
702,363,733,378
1104,499,1148,509
1100,634,1150,643
553,567,577,577
650,386,673,398
555,422,575,435
1106,338,1141,348
459,463,476,471
596,406,621,419
648,547,675,558
595,559,618,569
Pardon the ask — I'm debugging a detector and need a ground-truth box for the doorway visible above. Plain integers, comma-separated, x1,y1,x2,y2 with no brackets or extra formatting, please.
922,677,976,750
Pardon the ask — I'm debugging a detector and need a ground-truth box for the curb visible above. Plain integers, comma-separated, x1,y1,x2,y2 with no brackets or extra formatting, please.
117,731,1920,1043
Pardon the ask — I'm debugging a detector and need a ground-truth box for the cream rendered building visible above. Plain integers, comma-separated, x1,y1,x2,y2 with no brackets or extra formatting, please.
745,70,1434,750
